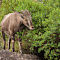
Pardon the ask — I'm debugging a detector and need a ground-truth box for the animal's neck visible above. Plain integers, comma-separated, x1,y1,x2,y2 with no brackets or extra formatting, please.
19,24,25,32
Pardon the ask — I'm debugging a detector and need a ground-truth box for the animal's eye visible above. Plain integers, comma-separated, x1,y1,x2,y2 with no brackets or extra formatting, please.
27,22,29,26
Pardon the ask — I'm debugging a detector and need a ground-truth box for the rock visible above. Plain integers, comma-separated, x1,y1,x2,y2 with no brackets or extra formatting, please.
0,50,39,60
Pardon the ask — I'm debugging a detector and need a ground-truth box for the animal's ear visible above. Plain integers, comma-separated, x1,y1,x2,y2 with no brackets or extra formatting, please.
20,14,26,20
20,10,30,16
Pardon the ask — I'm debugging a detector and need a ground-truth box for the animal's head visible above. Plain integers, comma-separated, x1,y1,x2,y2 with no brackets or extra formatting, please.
20,10,34,30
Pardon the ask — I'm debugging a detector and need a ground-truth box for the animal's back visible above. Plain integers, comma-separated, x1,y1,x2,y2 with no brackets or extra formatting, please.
1,13,15,31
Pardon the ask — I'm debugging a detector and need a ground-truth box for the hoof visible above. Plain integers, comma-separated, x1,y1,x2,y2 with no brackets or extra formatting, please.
12,49,15,52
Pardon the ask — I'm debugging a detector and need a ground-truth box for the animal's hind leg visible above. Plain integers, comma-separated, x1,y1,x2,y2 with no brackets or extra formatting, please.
2,31,6,49
8,36,11,50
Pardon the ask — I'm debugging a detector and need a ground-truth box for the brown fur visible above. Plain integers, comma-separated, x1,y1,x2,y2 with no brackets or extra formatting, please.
1,10,34,52
1,10,34,36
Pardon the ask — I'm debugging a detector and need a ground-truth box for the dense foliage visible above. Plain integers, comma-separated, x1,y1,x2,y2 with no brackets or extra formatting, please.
0,0,60,60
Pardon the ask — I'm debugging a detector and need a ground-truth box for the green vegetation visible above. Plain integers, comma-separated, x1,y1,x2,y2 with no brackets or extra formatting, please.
0,0,60,60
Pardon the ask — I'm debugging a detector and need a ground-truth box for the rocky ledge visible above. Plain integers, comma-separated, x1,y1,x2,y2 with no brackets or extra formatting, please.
0,50,39,60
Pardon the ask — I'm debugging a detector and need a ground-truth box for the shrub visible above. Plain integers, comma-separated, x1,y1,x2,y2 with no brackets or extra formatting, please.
0,0,60,60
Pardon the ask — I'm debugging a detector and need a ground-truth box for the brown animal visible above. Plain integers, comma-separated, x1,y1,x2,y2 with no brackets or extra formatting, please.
1,10,34,53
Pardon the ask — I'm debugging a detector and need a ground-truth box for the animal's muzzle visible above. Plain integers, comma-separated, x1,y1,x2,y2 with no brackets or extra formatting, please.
29,26,34,30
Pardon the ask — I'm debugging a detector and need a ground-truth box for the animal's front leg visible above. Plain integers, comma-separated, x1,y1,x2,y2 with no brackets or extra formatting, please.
18,37,22,54
8,36,11,50
2,31,6,49
12,35,15,52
